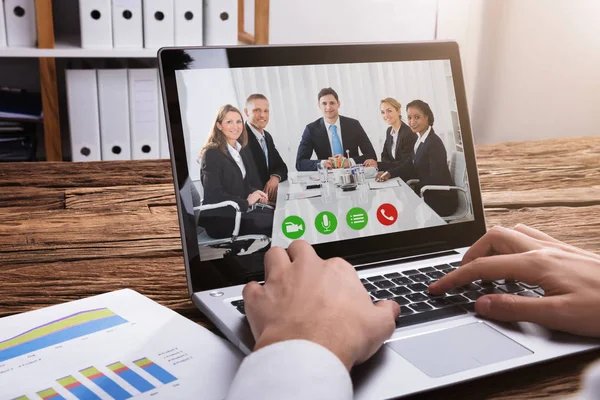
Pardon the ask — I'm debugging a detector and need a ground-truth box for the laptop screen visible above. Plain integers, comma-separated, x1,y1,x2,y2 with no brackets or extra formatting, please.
160,43,486,292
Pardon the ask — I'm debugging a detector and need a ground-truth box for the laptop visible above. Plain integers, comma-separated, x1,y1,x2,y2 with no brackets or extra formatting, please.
158,42,599,399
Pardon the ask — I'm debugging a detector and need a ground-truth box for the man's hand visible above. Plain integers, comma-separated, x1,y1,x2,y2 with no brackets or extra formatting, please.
263,176,280,202
242,241,400,371
363,159,377,168
322,160,333,169
429,225,600,337
375,171,390,182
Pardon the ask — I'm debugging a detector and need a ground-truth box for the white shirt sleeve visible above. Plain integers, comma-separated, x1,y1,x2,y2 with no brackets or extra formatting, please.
577,359,600,399
226,340,353,400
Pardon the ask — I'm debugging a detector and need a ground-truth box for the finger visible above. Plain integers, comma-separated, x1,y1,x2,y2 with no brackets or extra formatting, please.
374,299,401,320
286,240,316,262
512,224,563,244
242,281,264,303
429,252,547,294
462,226,543,265
474,294,566,330
263,246,291,282
512,224,600,262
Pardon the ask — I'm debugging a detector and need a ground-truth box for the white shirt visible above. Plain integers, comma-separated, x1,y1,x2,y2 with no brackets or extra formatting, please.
322,118,355,167
226,340,352,400
226,142,246,179
248,123,268,160
226,340,600,400
413,125,432,154
389,125,400,160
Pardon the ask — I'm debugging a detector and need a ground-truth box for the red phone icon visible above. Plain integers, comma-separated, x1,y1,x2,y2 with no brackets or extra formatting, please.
377,204,398,226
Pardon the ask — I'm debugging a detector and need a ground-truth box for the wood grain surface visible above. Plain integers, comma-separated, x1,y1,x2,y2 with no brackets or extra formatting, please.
1,137,599,399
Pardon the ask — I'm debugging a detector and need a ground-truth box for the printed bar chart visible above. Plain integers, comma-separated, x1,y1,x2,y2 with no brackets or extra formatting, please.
107,362,155,393
57,375,101,400
133,357,177,384
36,388,66,400
80,366,132,400
0,308,128,362
11,396,30,400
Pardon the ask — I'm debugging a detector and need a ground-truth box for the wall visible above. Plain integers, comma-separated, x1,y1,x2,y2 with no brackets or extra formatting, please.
438,0,600,144
245,0,438,44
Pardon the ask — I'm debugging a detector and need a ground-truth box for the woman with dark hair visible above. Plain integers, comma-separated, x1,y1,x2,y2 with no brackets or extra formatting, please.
376,100,458,217
198,104,273,239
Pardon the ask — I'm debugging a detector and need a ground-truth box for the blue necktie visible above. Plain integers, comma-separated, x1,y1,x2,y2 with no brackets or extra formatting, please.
260,136,269,166
330,125,343,156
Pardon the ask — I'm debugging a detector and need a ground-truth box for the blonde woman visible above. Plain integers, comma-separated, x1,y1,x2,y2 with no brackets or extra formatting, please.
198,104,272,239
363,97,416,170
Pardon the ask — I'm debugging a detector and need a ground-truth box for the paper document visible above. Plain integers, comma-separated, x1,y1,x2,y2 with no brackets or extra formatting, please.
0,289,243,399
290,175,319,184
369,179,401,190
286,191,321,200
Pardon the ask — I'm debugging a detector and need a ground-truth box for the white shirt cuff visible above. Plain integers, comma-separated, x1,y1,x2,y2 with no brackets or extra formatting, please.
226,340,353,400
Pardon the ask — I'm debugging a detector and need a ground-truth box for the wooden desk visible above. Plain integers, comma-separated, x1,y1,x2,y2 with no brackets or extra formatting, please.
1,137,599,399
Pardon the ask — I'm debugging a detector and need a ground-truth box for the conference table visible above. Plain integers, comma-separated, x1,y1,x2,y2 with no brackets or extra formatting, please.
1,136,599,399
271,170,446,248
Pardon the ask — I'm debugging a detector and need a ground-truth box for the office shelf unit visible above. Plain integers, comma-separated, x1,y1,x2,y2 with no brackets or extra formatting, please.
0,0,269,161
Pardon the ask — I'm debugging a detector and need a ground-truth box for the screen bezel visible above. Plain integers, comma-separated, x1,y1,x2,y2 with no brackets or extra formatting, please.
158,41,487,295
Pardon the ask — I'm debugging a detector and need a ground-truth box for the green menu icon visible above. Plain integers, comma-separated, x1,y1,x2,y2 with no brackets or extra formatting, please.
346,207,368,230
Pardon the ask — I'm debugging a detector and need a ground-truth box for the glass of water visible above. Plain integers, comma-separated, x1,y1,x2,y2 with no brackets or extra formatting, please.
317,163,328,183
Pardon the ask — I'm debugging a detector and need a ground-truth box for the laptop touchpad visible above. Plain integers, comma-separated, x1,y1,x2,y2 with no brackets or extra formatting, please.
386,322,532,377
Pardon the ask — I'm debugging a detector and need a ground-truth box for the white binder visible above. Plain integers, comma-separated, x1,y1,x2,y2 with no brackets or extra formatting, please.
79,0,113,48
0,3,7,47
128,69,160,159
4,0,37,48
112,0,143,48
174,0,203,46
98,70,132,161
142,0,174,48
203,0,237,45
158,77,169,159
66,70,102,162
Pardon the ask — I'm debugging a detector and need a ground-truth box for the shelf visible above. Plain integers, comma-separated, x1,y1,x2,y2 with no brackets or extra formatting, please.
0,36,159,58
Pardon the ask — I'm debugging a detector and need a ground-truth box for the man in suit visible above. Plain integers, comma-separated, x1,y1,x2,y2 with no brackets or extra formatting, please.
242,94,288,201
295,88,376,171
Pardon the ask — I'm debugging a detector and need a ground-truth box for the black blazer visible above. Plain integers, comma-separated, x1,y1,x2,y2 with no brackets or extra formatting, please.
242,123,288,189
378,121,417,171
390,129,458,217
200,146,256,212
295,116,376,171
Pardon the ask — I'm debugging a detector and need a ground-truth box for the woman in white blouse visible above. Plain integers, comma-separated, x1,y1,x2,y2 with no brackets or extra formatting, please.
198,104,271,239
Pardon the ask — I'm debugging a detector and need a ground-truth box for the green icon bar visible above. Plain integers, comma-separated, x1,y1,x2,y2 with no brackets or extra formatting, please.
315,211,337,235
346,207,368,230
282,215,306,239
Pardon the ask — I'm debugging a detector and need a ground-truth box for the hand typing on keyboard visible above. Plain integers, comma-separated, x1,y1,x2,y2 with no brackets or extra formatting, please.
428,224,600,337
242,240,400,371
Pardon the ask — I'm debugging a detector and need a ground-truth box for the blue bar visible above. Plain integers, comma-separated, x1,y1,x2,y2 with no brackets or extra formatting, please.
0,315,128,362
141,363,177,384
67,384,102,400
115,369,155,393
88,376,131,400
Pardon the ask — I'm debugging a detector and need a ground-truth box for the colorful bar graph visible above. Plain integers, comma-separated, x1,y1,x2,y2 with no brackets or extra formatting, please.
107,362,155,393
0,308,128,362
133,357,177,384
80,366,132,400
11,396,30,400
57,375,101,400
36,388,66,400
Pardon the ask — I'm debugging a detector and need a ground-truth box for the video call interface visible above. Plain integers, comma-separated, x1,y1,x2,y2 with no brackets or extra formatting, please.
175,59,474,277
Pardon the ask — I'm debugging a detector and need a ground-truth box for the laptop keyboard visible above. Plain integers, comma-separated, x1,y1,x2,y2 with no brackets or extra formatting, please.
229,261,545,329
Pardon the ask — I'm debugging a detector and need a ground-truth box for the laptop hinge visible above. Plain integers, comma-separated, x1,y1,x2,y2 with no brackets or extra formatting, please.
346,243,459,271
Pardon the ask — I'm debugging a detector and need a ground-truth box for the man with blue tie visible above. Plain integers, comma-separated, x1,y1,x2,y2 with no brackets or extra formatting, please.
242,94,288,201
295,88,376,171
